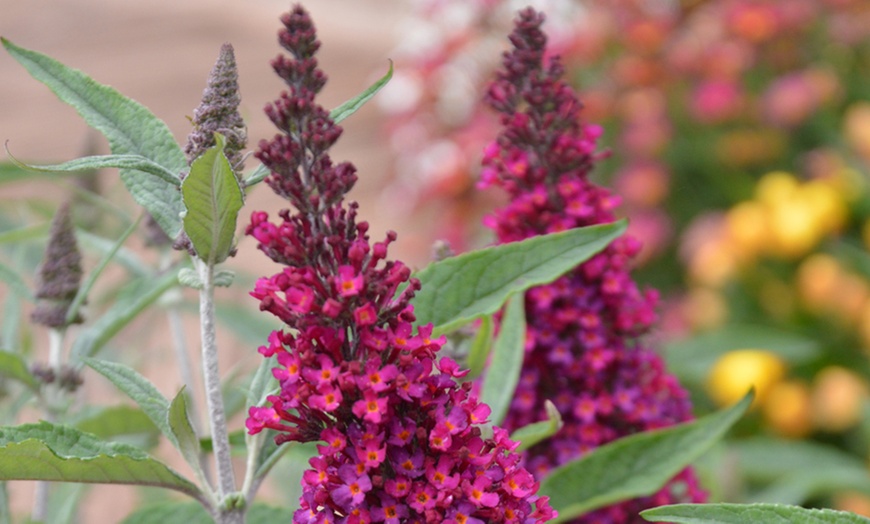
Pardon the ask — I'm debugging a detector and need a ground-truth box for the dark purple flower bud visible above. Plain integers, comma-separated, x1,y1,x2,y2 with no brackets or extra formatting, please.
185,43,247,172
175,43,247,255
31,202,84,328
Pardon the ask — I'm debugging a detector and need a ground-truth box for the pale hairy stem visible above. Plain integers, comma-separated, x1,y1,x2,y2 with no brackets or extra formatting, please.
32,328,65,523
196,259,241,524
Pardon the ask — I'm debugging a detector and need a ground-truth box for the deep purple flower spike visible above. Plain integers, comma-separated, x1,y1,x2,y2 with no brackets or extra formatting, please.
480,8,706,522
246,5,554,522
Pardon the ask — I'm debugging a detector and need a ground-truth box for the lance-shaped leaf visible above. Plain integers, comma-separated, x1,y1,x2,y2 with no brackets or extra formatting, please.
83,358,175,448
329,60,393,124
168,387,201,471
6,152,180,188
510,400,562,452
70,269,179,363
540,393,751,523
243,164,269,188
0,351,39,391
732,437,870,505
412,220,625,335
465,315,494,379
480,294,525,427
73,405,160,443
0,160,29,184
66,215,142,325
2,38,186,237
247,354,278,408
641,503,870,524
122,501,297,524
0,422,202,501
0,261,34,302
0,223,49,244
46,483,87,524
181,133,243,265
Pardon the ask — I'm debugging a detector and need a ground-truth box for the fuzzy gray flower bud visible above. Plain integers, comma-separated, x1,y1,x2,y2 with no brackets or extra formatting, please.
31,202,84,328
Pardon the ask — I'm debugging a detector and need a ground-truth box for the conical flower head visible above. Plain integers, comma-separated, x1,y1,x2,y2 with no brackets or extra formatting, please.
175,43,247,255
185,43,247,171
480,8,705,522
246,5,554,522
31,202,84,328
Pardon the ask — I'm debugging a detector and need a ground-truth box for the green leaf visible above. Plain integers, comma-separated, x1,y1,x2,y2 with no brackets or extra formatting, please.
69,269,179,362
6,151,180,188
247,355,278,408
0,422,202,500
181,133,243,265
480,294,525,427
329,60,393,124
83,358,175,448
73,405,160,443
411,221,625,335
215,302,281,345
46,483,87,524
664,324,819,386
510,400,563,452
540,393,751,523
178,267,203,289
121,501,296,524
641,503,870,523
243,164,269,188
0,351,39,391
1,295,22,357
77,230,150,277
732,437,870,505
66,214,142,325
168,387,201,471
0,160,29,184
2,38,186,238
253,431,287,481
0,222,49,244
121,501,212,524
0,261,34,302
465,316,494,379
214,269,235,287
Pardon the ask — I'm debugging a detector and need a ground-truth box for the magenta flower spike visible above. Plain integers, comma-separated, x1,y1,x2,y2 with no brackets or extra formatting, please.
480,8,706,522
246,5,554,522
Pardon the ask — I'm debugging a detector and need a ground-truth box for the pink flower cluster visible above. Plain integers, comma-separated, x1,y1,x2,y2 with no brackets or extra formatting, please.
246,6,554,522
480,9,705,522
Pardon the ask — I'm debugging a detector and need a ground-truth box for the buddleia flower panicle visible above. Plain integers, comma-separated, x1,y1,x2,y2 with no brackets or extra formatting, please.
480,8,706,522
31,201,84,329
246,5,554,522
175,43,247,255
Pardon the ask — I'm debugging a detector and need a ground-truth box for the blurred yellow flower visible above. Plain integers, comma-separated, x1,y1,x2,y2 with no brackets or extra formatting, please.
688,239,739,287
811,366,868,433
725,201,767,261
797,254,842,315
755,171,798,206
845,102,870,160
761,379,812,438
681,287,728,331
706,349,786,408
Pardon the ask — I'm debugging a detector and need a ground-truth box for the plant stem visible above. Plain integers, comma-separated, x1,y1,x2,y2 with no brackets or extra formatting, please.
196,259,237,500
32,328,65,522
47,328,63,370
31,482,49,523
